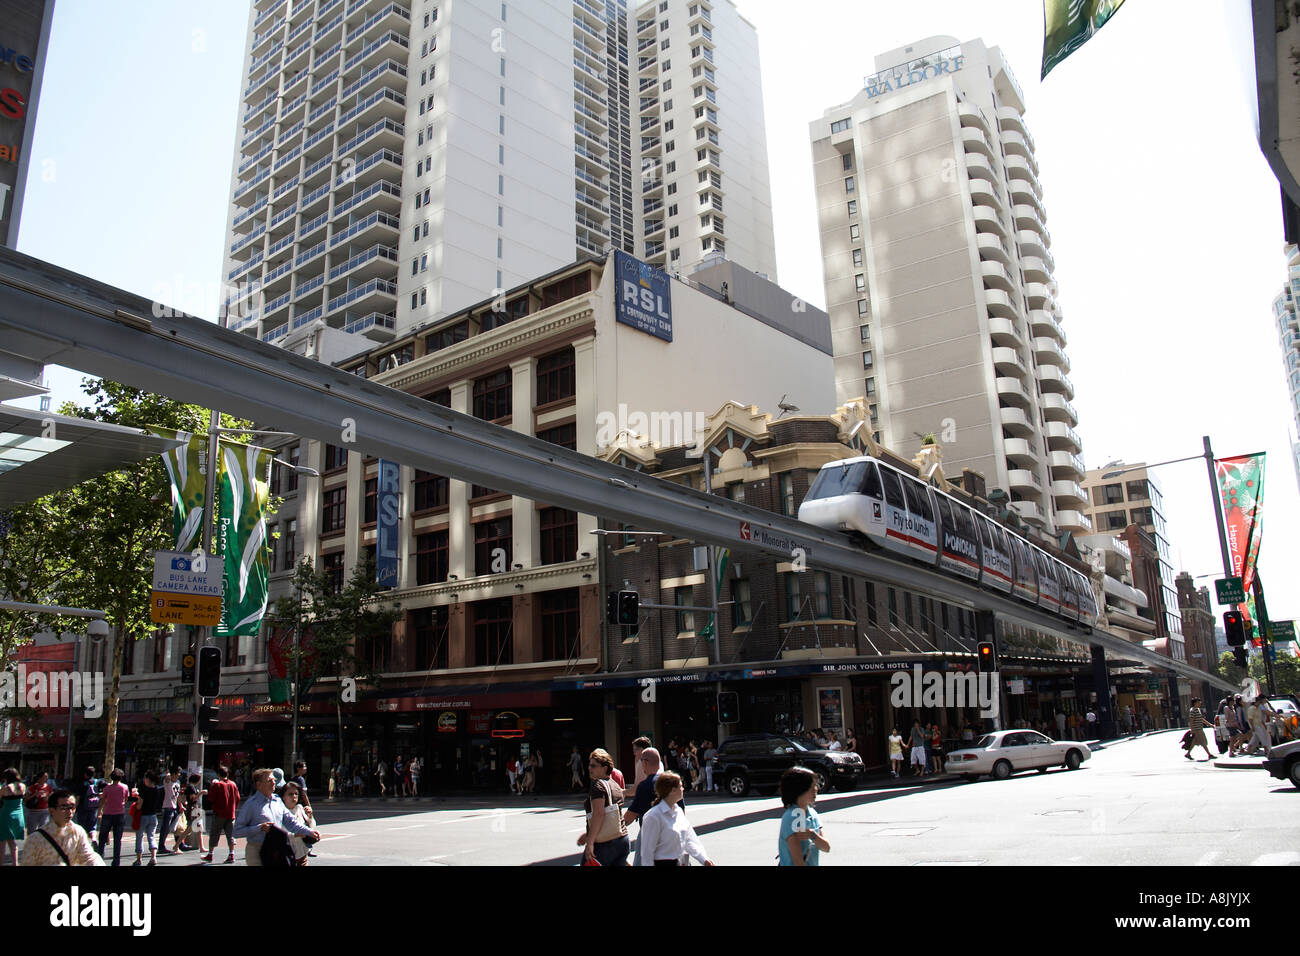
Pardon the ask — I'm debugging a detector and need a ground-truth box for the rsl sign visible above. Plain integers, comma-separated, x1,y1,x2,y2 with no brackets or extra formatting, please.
614,250,672,342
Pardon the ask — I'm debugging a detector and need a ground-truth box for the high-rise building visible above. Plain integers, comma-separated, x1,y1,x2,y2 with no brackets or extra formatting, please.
222,0,775,350
810,36,1088,537
1080,463,1183,650
1270,244,1300,490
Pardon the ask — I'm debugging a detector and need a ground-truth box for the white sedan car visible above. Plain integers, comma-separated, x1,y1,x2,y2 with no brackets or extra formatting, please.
944,729,1091,781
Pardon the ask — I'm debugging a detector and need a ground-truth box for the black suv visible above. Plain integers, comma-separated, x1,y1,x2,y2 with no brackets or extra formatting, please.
714,733,864,797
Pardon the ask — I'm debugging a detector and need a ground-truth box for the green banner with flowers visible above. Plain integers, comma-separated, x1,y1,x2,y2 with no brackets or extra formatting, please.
215,440,275,637
1215,453,1265,632
155,428,209,554
1042,0,1126,79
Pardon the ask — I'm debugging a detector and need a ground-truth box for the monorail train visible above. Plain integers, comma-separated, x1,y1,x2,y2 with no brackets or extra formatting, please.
798,455,1099,627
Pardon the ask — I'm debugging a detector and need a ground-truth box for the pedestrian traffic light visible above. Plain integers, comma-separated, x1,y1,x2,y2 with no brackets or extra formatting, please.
198,704,219,735
1224,610,1246,647
617,590,640,626
717,691,739,724
1233,648,1249,668
605,590,619,626
197,646,222,697
977,641,996,672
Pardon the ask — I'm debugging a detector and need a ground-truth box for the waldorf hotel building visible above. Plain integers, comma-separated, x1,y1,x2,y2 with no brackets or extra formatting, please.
811,37,1090,540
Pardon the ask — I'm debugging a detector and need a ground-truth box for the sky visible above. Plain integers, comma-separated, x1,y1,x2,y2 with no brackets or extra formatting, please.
12,0,1299,622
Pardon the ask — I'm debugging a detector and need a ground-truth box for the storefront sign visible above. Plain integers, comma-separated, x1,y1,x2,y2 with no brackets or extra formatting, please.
865,52,965,100
376,458,400,587
817,687,844,733
614,250,672,342
437,711,458,733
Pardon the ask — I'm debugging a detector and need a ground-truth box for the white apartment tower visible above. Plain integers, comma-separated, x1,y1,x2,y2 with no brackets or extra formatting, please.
811,37,1089,537
1271,244,1300,490
223,0,776,350
632,0,777,278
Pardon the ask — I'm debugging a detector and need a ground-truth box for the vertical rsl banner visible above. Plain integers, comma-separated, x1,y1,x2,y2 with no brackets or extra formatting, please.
1041,0,1126,79
1214,453,1266,636
215,439,275,639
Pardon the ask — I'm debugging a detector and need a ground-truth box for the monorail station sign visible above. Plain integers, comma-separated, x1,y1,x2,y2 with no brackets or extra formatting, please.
865,53,965,100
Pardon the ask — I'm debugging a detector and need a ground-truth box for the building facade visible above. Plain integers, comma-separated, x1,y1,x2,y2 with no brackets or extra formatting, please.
222,0,777,348
1270,244,1300,489
1176,571,1218,705
810,36,1088,538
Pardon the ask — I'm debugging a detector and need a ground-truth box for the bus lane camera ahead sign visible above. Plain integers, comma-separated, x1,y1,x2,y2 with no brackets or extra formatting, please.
150,550,223,626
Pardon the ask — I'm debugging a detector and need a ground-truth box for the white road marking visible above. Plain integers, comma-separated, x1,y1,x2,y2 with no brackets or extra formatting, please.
387,824,427,831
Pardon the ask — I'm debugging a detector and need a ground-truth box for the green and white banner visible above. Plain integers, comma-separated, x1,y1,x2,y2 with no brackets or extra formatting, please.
215,440,275,637
1042,0,1126,79
155,428,209,553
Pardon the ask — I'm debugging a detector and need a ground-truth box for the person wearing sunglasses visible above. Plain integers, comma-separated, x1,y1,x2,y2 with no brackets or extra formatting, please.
21,791,105,866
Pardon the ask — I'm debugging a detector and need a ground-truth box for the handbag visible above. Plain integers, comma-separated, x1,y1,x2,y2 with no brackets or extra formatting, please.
593,780,625,844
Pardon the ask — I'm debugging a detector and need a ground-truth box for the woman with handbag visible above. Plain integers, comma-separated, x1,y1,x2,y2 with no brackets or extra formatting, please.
281,782,315,865
576,748,628,866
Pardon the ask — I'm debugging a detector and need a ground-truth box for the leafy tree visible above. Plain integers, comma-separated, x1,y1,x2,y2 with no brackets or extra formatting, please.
1215,648,1300,697
267,553,399,764
0,504,79,669
0,378,254,776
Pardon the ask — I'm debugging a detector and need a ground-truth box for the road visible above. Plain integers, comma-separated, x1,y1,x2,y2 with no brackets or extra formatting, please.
127,732,1298,866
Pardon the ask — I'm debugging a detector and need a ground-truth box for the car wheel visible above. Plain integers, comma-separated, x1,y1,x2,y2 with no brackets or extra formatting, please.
992,760,1012,781
1065,750,1082,771
814,768,832,794
1288,758,1300,790
725,772,749,797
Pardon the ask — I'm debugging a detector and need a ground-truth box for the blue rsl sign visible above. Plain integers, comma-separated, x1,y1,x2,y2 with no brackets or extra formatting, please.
614,249,672,342
376,458,400,587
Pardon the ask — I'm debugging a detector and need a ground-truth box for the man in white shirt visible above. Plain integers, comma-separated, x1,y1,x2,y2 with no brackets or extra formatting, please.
22,790,105,866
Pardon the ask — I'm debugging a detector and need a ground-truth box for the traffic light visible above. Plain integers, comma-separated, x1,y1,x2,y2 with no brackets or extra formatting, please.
717,691,739,724
198,704,219,735
1224,610,1245,647
606,591,619,626
617,590,640,626
1233,648,1249,668
197,646,222,697
977,641,996,672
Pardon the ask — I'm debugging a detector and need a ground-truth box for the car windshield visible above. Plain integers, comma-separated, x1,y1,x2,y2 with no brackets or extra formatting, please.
784,737,815,751
974,735,996,749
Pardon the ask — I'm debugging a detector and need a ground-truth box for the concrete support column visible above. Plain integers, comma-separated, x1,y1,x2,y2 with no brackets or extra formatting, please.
511,357,537,570
398,465,415,590
448,381,470,579
1090,644,1114,739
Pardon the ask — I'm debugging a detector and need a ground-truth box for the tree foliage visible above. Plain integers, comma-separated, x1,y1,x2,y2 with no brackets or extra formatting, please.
1215,648,1300,697
0,379,254,774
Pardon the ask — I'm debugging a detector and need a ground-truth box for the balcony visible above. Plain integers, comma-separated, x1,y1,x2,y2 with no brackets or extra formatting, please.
338,118,404,155
1016,228,1051,261
971,205,1006,237
957,101,990,136
1000,407,1034,437
345,148,402,188
996,376,1031,407
1020,255,1050,284
992,346,1027,379
1049,451,1085,482
325,277,398,317
965,153,995,182
262,324,288,343
1023,282,1053,309
1054,510,1093,534
1005,155,1043,198
1032,336,1069,369
342,58,407,101
977,233,1010,265
576,190,609,214
984,287,1019,319
344,3,411,46
981,259,1013,292
1007,468,1039,492
968,176,1000,207
1037,364,1074,399
232,196,269,230
961,127,993,160
1045,421,1083,454
1011,500,1044,525
1051,479,1088,506
291,304,324,330
329,210,401,249
1040,392,1078,425
292,273,324,302
988,316,1024,349
1029,310,1066,345
343,31,409,75
1013,204,1049,239
997,106,1034,151
1000,128,1035,163
328,243,398,282
343,311,396,341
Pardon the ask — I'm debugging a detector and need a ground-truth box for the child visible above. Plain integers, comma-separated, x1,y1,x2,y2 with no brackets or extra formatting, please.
777,767,830,866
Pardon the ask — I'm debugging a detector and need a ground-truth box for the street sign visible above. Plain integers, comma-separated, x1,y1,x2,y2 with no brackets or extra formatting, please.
1269,620,1295,642
1147,678,1160,691
1215,577,1245,605
150,592,221,626
153,550,223,597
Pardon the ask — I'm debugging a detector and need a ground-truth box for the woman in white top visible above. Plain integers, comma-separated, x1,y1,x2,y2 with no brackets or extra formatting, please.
638,772,714,867
281,782,315,865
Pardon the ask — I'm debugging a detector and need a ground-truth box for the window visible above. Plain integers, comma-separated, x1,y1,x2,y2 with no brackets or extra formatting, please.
323,444,348,472
815,572,832,618
865,376,876,397
355,625,390,673
783,573,802,619
675,587,696,633
427,320,469,352
536,348,575,405
539,507,577,565
1130,506,1154,526
472,369,512,421
731,579,752,626
780,472,796,516
321,487,346,533
844,176,855,193
850,224,860,241
284,445,300,492
473,598,513,666
841,576,857,621
474,517,513,574
413,469,448,511
540,589,580,661
847,199,857,216
865,581,878,626
862,351,873,369
415,530,449,584
320,549,346,595
412,606,449,670
1095,482,1124,505
852,249,863,266
887,587,899,626
283,518,296,569
540,270,591,308
537,422,576,449
860,325,871,344
1104,510,1127,530
830,118,851,134
1125,479,1150,501
855,274,866,292
364,477,377,524
841,153,853,170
